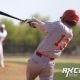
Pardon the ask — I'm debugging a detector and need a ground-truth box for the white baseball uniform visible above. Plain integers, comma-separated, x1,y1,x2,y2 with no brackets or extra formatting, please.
26,21,73,80
0,24,7,68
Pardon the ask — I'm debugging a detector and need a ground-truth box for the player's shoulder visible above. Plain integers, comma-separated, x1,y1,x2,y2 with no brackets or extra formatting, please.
58,21,73,38
49,21,64,29
44,21,60,27
45,21,59,24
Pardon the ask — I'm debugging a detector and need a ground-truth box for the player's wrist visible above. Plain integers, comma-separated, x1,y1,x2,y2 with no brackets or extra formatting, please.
27,21,36,28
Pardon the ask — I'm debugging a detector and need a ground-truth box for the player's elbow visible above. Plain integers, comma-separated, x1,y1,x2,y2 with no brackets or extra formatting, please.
36,24,46,32
38,27,46,32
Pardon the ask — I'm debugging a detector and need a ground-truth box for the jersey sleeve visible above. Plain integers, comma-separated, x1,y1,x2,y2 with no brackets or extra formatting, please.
43,22,56,33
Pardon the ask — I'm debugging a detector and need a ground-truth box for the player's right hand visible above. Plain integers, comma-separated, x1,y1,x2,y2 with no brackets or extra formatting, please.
27,19,37,28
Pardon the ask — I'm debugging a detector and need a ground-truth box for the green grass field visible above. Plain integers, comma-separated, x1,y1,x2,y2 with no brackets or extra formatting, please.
54,63,80,80
0,56,80,80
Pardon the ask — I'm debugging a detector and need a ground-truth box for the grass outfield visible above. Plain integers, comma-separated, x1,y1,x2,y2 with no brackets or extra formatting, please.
54,72,80,80
0,56,80,80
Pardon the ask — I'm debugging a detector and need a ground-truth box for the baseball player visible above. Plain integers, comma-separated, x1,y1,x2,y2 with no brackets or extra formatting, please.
26,9,79,80
0,23,7,68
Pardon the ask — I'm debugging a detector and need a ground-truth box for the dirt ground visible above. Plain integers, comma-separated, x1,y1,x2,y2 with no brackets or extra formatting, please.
0,56,79,80
0,63,26,80
0,56,39,80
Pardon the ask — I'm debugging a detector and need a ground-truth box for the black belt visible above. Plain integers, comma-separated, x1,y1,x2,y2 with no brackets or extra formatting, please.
36,51,54,60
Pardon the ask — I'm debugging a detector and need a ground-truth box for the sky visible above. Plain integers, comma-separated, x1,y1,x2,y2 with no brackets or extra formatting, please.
0,0,80,24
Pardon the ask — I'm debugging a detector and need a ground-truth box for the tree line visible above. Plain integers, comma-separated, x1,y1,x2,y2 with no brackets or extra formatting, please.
1,18,80,55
